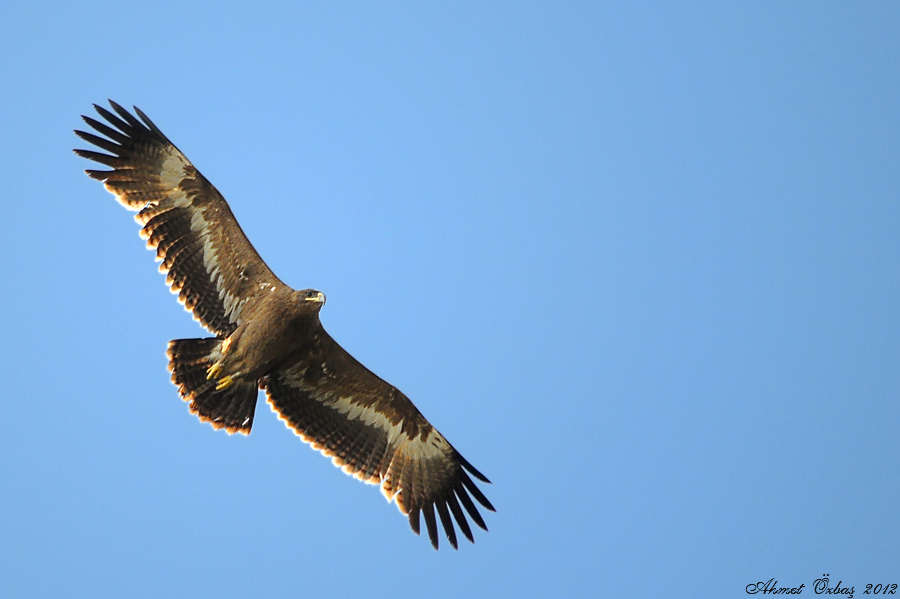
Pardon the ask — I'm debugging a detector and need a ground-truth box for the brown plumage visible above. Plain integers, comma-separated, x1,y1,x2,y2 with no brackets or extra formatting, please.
74,100,494,549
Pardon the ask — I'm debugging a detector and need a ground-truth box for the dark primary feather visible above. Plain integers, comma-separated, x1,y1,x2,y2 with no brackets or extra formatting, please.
75,101,494,549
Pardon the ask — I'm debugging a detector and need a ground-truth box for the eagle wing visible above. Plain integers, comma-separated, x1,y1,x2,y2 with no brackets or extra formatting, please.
263,330,495,550
75,101,280,336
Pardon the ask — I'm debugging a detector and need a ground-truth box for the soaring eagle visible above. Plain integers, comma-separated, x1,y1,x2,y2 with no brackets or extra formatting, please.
74,101,493,550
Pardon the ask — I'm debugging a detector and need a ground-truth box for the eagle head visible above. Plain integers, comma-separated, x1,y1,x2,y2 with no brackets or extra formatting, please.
300,288,326,307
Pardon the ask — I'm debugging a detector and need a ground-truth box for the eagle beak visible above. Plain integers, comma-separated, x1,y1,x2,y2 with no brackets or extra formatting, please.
305,291,326,304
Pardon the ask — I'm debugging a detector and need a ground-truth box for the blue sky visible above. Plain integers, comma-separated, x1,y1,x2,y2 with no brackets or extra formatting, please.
1,2,898,597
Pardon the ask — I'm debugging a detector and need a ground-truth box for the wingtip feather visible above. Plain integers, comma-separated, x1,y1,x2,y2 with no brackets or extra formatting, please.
422,503,439,550
456,482,488,531
408,508,421,536
436,501,459,550
458,453,491,484
461,471,496,513
446,492,474,544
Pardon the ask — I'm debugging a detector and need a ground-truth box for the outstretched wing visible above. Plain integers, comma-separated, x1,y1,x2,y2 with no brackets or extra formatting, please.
74,101,280,336
263,330,495,550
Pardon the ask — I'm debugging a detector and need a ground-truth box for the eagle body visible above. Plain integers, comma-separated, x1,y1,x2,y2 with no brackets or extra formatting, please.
213,286,324,383
75,101,493,550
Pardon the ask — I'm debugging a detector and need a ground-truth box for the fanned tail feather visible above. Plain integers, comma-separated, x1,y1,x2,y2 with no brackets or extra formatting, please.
166,338,258,434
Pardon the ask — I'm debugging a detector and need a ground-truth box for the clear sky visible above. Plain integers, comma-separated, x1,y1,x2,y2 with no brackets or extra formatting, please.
1,2,898,597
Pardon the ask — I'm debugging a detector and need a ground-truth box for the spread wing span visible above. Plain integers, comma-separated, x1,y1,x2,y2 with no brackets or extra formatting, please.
75,101,494,550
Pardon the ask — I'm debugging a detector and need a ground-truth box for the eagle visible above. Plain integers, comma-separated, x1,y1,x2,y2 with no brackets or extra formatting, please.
74,100,493,550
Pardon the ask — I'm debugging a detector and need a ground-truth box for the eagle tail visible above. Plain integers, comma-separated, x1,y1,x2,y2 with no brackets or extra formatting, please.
166,338,258,434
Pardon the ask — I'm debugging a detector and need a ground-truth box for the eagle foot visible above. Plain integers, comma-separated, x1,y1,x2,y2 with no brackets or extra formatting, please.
206,362,224,380
215,373,241,391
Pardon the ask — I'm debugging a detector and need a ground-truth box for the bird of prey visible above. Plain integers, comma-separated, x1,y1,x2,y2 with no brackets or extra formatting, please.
74,101,493,550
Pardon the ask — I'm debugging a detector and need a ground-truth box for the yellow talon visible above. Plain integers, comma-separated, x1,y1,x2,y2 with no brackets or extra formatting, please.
207,363,223,380
215,375,235,390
